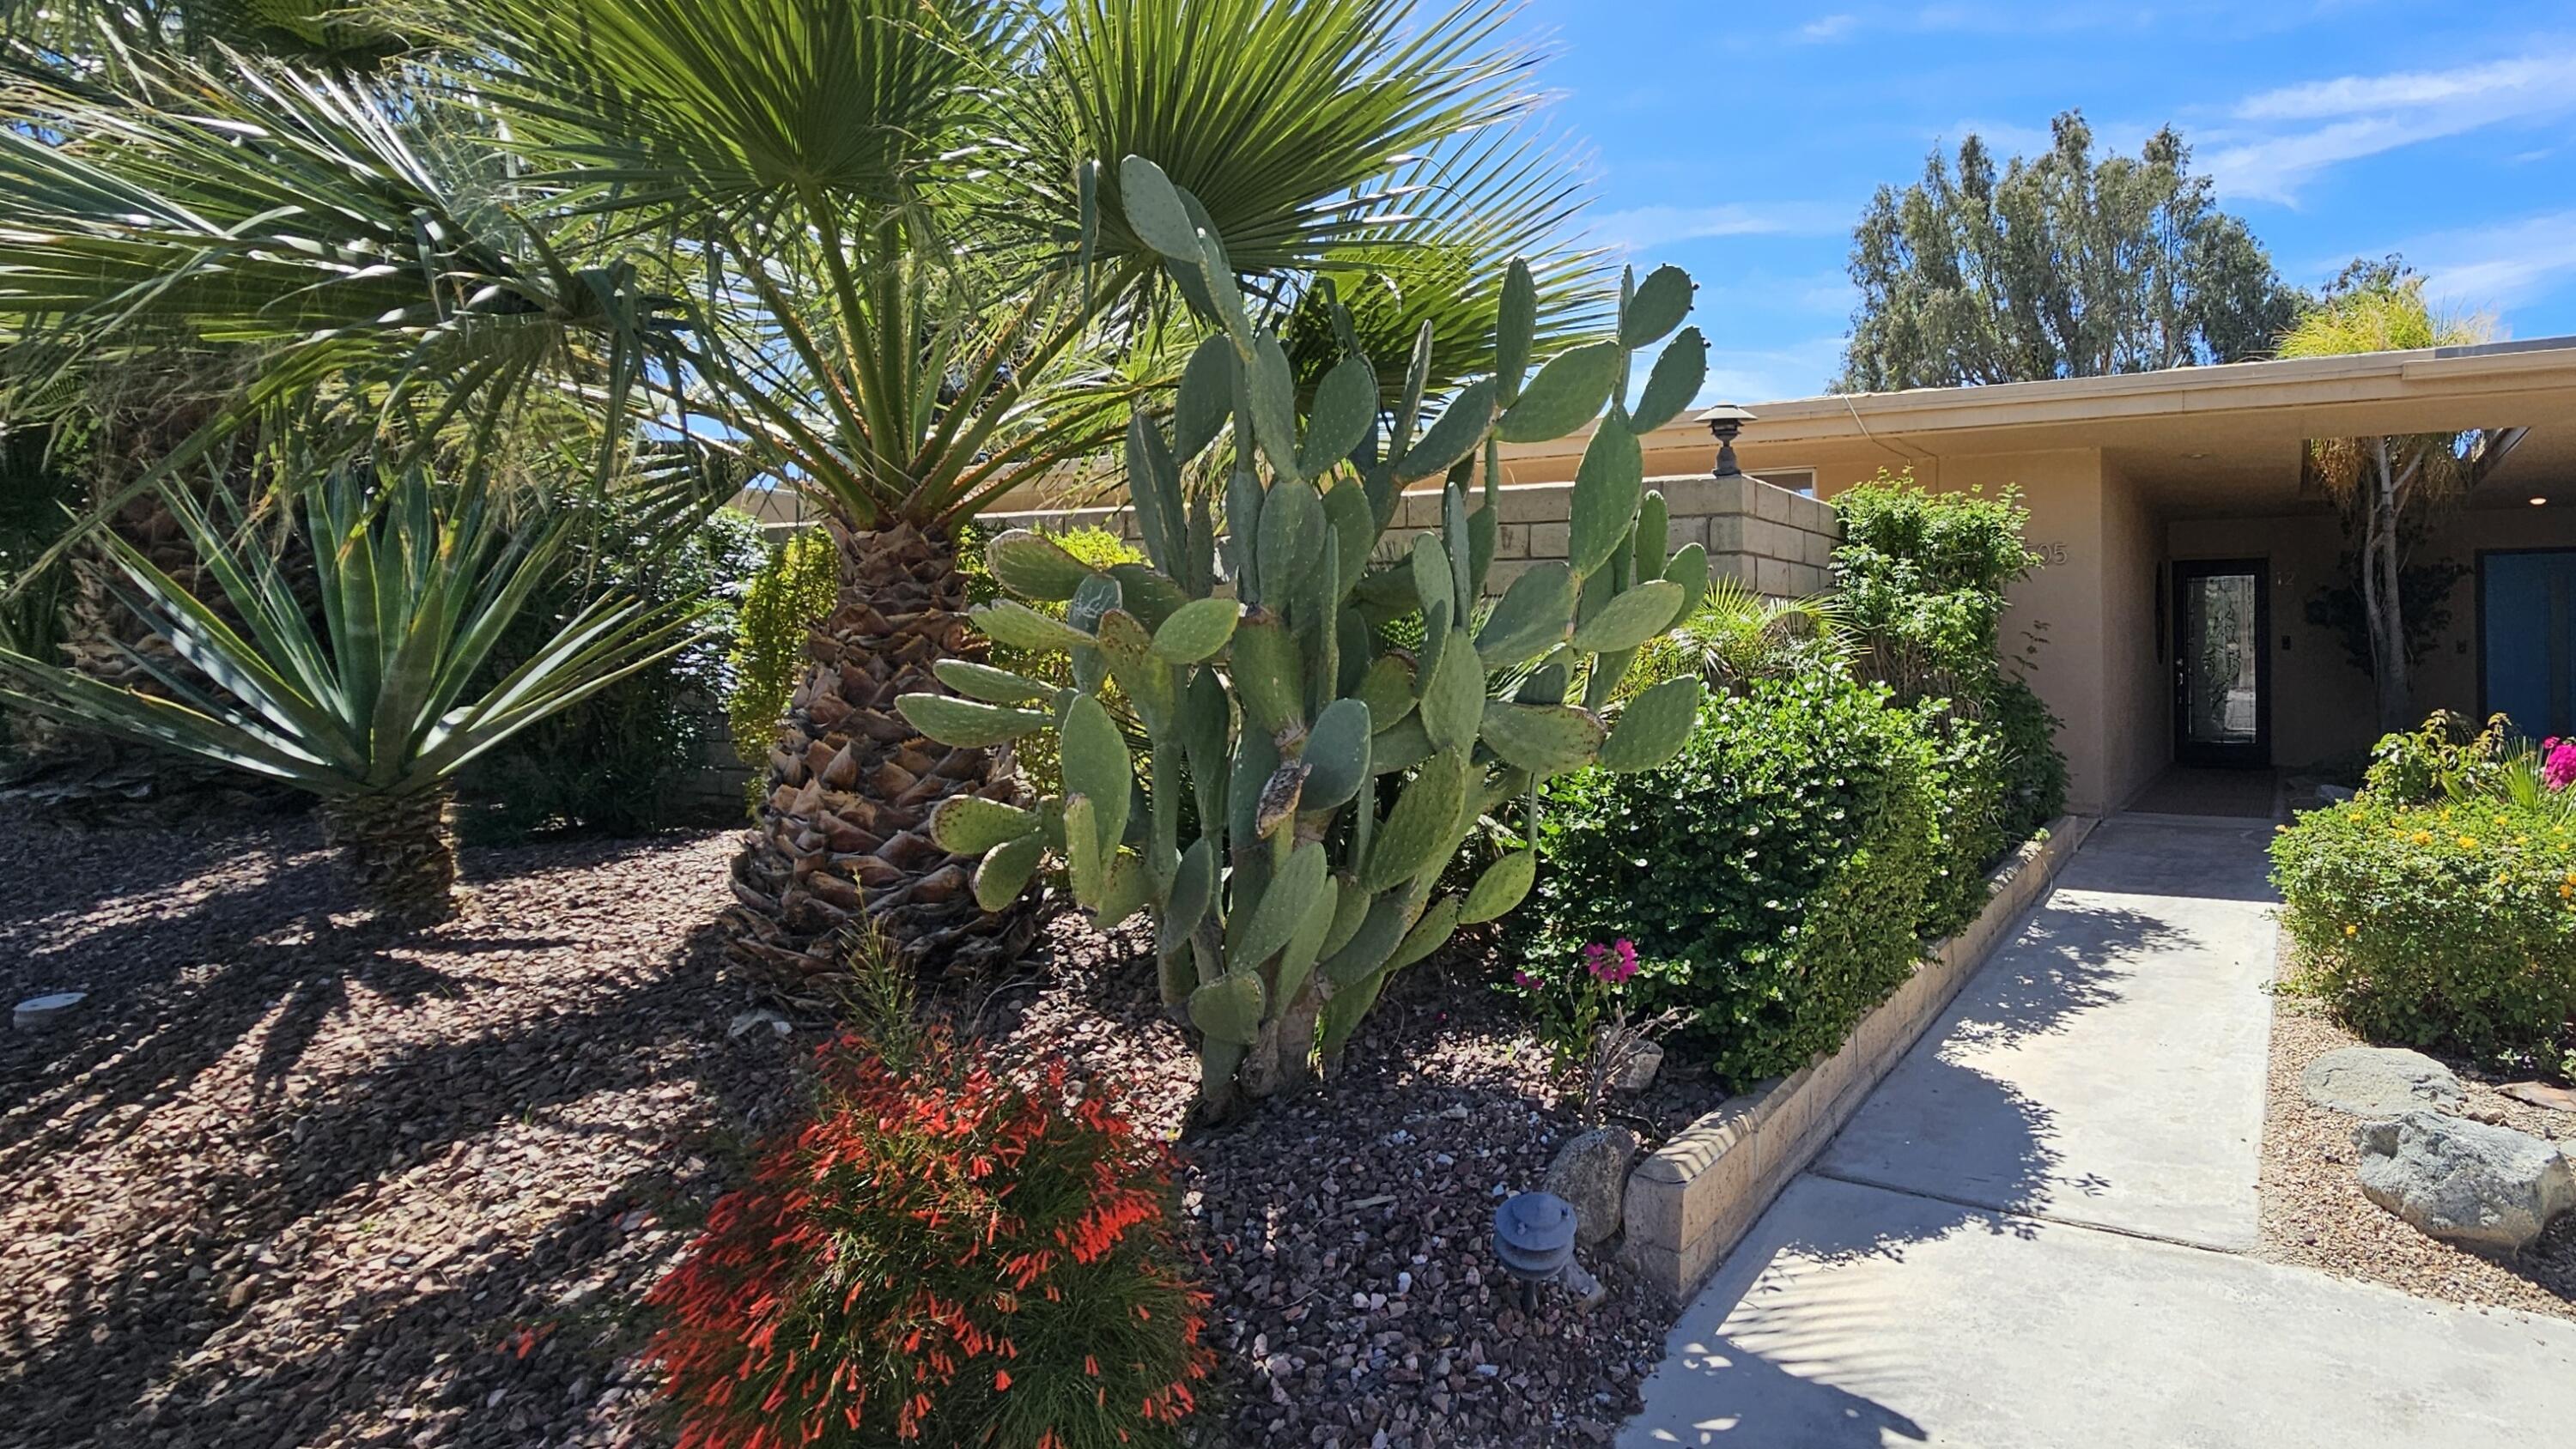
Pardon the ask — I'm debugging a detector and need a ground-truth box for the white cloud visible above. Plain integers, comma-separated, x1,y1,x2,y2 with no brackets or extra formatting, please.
2235,56,2569,122
1797,14,1857,41
1694,336,1853,406
2205,52,2576,203
2408,209,2576,315
1587,201,1849,253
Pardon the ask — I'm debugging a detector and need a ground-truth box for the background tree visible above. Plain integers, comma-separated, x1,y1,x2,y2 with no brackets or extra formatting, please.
2275,268,2525,731
1835,112,2300,392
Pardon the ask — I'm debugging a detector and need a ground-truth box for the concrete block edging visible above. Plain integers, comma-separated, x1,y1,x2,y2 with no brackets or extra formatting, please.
1619,813,2099,1299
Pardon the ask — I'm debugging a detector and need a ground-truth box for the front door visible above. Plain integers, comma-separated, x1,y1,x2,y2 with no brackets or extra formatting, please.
2172,559,2269,767
2480,549,2576,739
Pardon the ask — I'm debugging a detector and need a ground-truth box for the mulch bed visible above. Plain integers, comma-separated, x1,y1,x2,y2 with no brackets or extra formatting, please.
2,809,1707,1449
2257,972,2576,1321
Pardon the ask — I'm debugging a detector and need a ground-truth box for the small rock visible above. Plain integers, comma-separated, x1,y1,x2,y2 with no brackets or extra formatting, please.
2500,1081,2576,1114
1613,1043,1664,1094
726,1009,792,1040
1440,1103,1468,1122
1542,1126,1640,1246
2301,1046,2462,1118
2354,1110,2576,1253
14,991,86,1031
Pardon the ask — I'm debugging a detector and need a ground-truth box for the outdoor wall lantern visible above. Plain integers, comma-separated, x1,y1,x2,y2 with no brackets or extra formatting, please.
1705,404,1756,478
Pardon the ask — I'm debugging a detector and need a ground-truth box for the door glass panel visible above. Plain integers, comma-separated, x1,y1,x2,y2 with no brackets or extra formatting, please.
2482,552,2576,739
2182,573,2259,748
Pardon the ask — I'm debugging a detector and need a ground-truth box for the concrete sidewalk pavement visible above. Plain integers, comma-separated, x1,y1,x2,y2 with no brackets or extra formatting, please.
1619,816,2576,1447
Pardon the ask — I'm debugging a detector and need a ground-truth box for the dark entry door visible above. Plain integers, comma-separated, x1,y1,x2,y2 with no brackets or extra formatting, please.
2172,559,2270,767
2481,549,2576,740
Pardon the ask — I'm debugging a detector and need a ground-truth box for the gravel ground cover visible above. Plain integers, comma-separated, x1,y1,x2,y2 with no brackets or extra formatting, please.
2257,979,2576,1321
970,930,1696,1449
2,812,1707,1448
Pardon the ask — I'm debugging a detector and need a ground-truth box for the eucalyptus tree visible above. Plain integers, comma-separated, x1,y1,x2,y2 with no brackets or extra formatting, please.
1837,112,2300,392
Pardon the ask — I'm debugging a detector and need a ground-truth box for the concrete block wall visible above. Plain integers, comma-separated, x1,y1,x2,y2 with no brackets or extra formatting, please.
975,470,1841,600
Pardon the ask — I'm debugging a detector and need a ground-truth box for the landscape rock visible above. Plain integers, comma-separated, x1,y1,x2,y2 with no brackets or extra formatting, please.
1543,1127,1639,1246
2501,1080,2576,1115
2353,1111,2576,1253
13,991,86,1030
1612,1044,1664,1094
2300,1046,2462,1117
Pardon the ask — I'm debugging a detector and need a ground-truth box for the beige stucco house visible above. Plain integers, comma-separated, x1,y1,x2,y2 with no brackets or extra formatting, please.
1498,337,2576,817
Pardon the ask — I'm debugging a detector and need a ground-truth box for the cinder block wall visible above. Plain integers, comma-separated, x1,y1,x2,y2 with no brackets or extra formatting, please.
976,470,1839,600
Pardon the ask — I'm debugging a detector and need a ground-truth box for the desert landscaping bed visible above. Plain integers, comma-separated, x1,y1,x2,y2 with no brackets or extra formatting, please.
1,812,1698,1449
2257,984,2576,1322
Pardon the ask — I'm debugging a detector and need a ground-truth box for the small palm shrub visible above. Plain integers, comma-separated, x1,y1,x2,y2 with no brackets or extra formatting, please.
1527,671,1943,1086
647,1033,1212,1449
2272,795,2576,1068
1618,577,1852,701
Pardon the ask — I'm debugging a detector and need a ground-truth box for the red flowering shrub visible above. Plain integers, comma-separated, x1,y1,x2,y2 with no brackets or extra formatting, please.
646,1034,1212,1448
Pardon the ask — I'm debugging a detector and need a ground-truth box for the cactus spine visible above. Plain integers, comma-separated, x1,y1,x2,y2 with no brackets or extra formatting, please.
901,156,1712,1120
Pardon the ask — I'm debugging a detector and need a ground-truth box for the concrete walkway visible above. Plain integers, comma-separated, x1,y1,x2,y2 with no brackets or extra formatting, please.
1620,816,2576,1447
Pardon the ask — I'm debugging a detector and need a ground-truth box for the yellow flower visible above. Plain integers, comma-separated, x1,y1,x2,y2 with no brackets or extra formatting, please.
2411,830,2435,846
2456,834,2479,849
2343,923,2359,937
2561,883,2573,900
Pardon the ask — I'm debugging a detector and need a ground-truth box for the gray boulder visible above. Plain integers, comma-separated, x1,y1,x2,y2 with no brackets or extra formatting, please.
2354,1111,2576,1253
2301,1046,2462,1117
1544,1126,1640,1246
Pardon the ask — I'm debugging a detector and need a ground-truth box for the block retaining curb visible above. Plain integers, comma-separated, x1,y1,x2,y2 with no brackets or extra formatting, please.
1619,813,2099,1298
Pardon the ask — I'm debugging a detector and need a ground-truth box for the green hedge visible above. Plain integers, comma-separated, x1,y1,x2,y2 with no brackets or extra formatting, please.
2273,789,2576,1070
463,506,768,837
1528,671,1944,1085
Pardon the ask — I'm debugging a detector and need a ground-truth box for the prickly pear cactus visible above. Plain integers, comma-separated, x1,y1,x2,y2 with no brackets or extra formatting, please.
900,156,1711,1119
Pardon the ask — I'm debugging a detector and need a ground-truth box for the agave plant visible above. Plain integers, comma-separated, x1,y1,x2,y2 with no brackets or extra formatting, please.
0,470,703,922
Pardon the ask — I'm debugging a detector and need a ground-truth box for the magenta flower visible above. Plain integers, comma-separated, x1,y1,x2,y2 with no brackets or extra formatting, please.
1583,938,1641,985
2544,739,2576,791
1512,969,1542,991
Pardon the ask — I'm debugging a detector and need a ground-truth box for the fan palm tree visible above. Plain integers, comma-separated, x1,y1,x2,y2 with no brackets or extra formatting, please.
0,0,1596,980
0,467,705,921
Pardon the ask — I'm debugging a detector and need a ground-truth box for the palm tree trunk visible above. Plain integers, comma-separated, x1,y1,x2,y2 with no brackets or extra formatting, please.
726,518,1039,985
318,787,459,925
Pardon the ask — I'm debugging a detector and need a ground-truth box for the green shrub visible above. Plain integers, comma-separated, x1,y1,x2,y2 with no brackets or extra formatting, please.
1990,674,2069,840
724,524,840,799
463,505,767,837
1528,671,1943,1086
2272,796,2576,1066
954,518,1143,797
1831,469,2038,703
1915,702,2009,938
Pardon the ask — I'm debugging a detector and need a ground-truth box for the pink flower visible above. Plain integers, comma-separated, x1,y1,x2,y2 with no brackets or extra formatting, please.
2544,740,2576,791
1512,969,1542,991
1583,938,1642,985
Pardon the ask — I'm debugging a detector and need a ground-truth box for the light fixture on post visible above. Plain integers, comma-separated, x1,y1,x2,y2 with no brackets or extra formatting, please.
1705,403,1755,478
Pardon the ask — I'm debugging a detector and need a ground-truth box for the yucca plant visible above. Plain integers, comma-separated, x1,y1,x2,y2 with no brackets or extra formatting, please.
0,469,704,922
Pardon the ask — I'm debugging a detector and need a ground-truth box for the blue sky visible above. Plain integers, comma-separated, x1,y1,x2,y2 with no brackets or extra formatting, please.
1510,0,2576,402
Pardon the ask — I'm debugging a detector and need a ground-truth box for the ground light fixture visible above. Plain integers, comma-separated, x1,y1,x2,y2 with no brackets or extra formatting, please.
2532,496,2549,506
1492,1191,1604,1310
1705,404,1755,478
